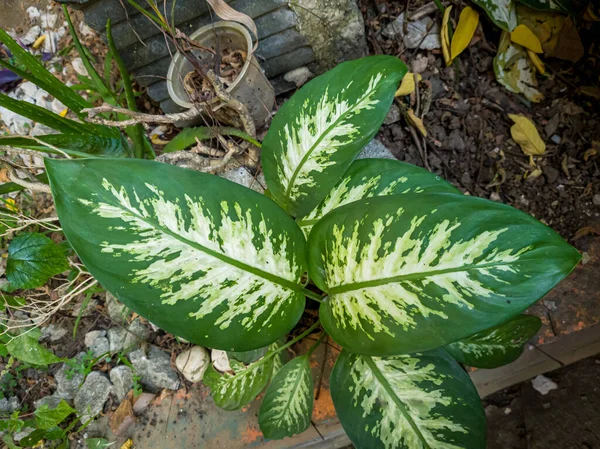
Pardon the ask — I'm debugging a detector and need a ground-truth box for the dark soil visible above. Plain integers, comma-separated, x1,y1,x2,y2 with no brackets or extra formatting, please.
360,0,600,242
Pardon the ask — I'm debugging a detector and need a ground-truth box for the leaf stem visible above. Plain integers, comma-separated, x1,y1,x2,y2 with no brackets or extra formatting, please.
303,288,325,303
307,332,327,357
263,320,321,365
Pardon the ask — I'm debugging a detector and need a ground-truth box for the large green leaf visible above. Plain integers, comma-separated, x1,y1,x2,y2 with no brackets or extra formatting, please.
471,0,518,31
331,349,486,449
444,314,541,368
46,158,307,351
6,232,70,290
261,56,407,217
308,194,580,355
515,0,574,14
258,355,313,440
204,354,275,411
6,330,63,366
297,158,460,237
0,134,130,158
34,400,75,430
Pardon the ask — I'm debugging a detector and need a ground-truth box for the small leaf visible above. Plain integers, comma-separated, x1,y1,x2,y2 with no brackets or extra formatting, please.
451,7,479,61
394,72,421,97
6,232,69,290
258,355,313,439
406,109,427,137
441,5,452,66
527,50,545,74
510,24,543,53
445,314,542,368
471,0,517,31
86,438,112,449
35,400,75,430
331,349,486,449
508,114,546,156
6,331,62,366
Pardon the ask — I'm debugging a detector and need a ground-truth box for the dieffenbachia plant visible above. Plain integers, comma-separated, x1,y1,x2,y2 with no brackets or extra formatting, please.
45,56,580,448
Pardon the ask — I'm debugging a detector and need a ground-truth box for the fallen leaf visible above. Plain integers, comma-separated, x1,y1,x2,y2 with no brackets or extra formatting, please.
4,198,18,212
574,225,600,240
508,114,546,156
525,167,543,179
561,154,570,178
120,439,133,449
150,134,170,145
406,109,427,137
494,32,543,102
395,72,422,97
0,167,9,183
527,49,545,74
517,7,583,62
450,7,479,61
32,34,46,50
583,143,599,161
579,86,600,100
59,108,68,118
510,24,543,53
584,4,600,21
441,5,453,66
111,399,135,436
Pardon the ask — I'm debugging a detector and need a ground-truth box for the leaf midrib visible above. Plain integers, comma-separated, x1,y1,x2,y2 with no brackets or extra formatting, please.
362,355,433,449
268,358,309,429
328,260,524,294
103,197,303,292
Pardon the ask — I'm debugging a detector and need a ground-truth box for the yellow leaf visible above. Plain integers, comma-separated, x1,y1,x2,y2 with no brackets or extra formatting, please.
32,34,47,50
5,198,18,213
441,5,452,66
510,24,543,53
508,114,546,156
395,73,421,97
120,439,133,449
150,134,170,145
59,108,68,118
527,50,545,74
407,109,427,137
450,7,479,61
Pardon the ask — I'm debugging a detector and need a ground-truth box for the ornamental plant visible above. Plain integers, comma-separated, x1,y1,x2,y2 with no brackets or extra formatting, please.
44,56,579,448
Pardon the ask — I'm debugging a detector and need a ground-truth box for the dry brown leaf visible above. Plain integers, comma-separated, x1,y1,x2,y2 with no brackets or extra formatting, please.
508,114,546,156
0,167,10,183
579,86,600,100
406,109,427,137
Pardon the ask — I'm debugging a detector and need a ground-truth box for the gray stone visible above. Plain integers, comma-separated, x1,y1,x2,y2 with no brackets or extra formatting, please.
384,104,401,125
0,396,19,414
448,129,466,151
123,318,151,352
357,139,395,160
74,372,113,422
40,323,68,342
85,330,106,347
54,353,86,400
129,347,180,392
110,365,134,400
545,166,560,184
90,337,110,357
593,194,600,206
383,13,441,50
132,392,156,414
283,66,314,88
106,292,129,324
34,394,63,410
108,327,128,353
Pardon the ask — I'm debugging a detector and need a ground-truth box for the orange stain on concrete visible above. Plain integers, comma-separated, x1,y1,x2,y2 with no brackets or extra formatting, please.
312,388,336,422
241,425,263,444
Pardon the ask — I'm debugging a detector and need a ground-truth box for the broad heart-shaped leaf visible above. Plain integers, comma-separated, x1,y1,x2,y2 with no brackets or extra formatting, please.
258,355,314,440
444,314,541,369
261,55,407,218
297,158,460,237
308,194,580,356
35,400,75,430
6,232,69,290
204,346,278,411
471,0,517,31
46,158,307,352
331,349,486,449
0,133,131,158
6,330,63,366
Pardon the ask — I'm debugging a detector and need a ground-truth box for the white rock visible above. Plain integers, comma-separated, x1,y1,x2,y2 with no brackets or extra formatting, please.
79,22,94,38
357,139,395,160
383,13,441,50
211,349,231,372
51,98,67,115
18,81,39,101
33,88,50,108
411,54,429,74
284,67,314,87
22,26,41,46
41,12,58,29
175,346,210,383
71,57,89,77
56,26,67,40
43,32,58,54
531,375,558,395
27,6,41,22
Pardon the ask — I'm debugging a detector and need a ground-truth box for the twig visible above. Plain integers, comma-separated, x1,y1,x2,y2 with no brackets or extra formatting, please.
82,104,205,128
408,1,444,20
2,162,51,193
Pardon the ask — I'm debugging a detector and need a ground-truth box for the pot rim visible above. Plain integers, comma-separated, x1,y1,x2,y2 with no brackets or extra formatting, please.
166,21,253,109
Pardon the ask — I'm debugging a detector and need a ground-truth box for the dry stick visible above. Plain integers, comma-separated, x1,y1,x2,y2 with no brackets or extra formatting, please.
408,1,444,20
1,162,51,193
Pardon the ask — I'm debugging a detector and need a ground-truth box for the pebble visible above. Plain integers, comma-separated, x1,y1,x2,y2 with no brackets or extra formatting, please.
0,397,19,414
27,6,41,22
40,323,68,342
176,346,210,382
383,104,401,125
85,330,106,348
531,374,558,395
54,354,86,400
283,66,314,87
211,349,232,373
41,11,58,29
220,167,265,193
74,372,113,422
123,318,151,352
106,292,129,324
22,26,41,46
71,57,89,77
110,365,134,401
129,347,180,392
132,392,156,415
382,13,440,49
593,194,600,206
357,139,395,160
108,327,128,353
550,135,561,144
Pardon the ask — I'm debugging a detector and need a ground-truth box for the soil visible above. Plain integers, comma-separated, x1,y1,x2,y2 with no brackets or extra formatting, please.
0,0,50,30
359,0,600,242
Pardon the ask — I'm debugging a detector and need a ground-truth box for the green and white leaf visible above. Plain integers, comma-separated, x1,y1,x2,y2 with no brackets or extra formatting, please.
297,158,460,237
259,355,314,440
262,55,407,217
494,31,543,103
35,400,75,430
331,349,486,449
445,314,541,368
308,194,580,355
471,0,517,31
6,330,62,366
6,232,69,290
204,342,282,410
46,158,307,351
0,134,131,158
515,0,574,14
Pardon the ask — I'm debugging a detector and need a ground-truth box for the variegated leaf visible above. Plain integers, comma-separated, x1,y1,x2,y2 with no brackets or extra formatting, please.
444,314,541,368
331,349,486,449
204,357,274,411
46,159,307,352
296,159,460,238
308,194,580,355
258,355,314,439
515,0,574,14
261,56,407,218
471,0,517,31
494,31,543,103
